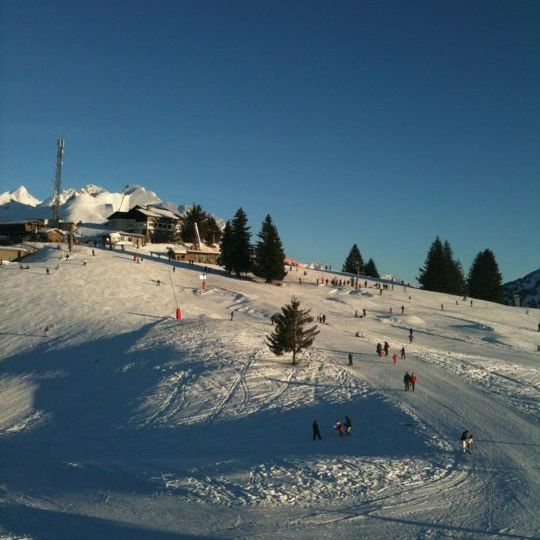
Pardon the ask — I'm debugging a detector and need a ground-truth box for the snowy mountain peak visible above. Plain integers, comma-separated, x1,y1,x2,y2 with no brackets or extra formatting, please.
0,185,42,207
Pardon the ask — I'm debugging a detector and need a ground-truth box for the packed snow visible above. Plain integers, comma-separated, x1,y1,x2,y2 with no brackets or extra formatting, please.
0,243,539,539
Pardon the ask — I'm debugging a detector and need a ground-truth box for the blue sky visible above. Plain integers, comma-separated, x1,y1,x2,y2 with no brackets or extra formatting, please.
1,0,539,283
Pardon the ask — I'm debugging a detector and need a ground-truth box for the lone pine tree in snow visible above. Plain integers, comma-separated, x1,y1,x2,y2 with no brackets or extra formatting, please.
467,249,503,303
364,257,380,278
342,244,364,274
266,297,319,365
253,214,286,284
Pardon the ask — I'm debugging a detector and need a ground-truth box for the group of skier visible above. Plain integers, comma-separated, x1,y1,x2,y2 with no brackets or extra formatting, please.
403,371,417,391
312,416,353,440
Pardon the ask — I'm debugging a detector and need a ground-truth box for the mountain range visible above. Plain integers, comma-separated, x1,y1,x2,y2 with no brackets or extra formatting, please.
0,184,207,225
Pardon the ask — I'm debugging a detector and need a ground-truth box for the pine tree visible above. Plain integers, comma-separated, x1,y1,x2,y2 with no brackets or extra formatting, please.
266,297,319,365
181,204,208,243
364,258,380,278
467,249,503,303
218,221,234,275
230,207,252,276
204,216,222,244
442,241,465,295
342,244,364,274
254,215,286,283
418,237,445,292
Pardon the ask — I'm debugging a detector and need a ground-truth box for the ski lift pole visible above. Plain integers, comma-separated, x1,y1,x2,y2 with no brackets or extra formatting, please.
169,269,181,320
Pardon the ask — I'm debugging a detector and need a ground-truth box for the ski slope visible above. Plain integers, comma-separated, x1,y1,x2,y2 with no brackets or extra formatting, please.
0,244,539,539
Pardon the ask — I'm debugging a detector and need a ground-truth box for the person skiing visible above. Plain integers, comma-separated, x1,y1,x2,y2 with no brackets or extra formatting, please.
344,416,352,436
348,352,353,366
376,343,383,357
312,419,322,440
383,341,389,356
460,430,474,453
401,305,405,314
400,346,406,359
404,372,411,391
230,311,234,321
409,328,414,343
410,372,417,391
334,420,346,436
392,352,398,364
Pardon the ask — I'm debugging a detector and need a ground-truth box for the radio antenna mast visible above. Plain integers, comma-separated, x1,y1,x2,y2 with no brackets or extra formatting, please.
53,138,64,222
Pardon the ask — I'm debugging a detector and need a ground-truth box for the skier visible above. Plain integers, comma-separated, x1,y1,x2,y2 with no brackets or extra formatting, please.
392,352,398,364
156,279,161,286
334,420,346,437
410,373,417,391
404,372,411,391
354,309,358,318
409,328,414,343
312,419,322,440
383,341,389,356
376,343,383,357
230,311,234,321
400,346,406,360
362,308,367,317
401,305,405,314
43,326,49,338
46,267,50,275
460,430,474,453
322,314,326,324
344,416,352,436
348,352,353,366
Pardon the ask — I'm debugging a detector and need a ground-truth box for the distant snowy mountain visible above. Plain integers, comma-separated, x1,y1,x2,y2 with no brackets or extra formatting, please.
503,269,540,308
0,185,41,207
0,183,226,232
0,184,163,224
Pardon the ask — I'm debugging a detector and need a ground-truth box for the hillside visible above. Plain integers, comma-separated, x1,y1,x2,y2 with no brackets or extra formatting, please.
503,268,540,308
0,245,539,539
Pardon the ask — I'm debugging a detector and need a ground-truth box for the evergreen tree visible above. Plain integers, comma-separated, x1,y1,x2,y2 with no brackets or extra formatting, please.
230,207,252,276
266,297,319,365
342,244,364,274
218,221,234,275
442,241,465,295
254,214,286,283
181,204,208,243
467,249,503,303
204,216,222,244
364,258,380,278
418,237,446,292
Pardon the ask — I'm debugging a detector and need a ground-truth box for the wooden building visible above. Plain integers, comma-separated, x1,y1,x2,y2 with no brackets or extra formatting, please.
107,205,183,243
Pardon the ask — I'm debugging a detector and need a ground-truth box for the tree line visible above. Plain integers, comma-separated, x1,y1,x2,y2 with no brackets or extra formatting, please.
219,208,287,284
343,238,503,303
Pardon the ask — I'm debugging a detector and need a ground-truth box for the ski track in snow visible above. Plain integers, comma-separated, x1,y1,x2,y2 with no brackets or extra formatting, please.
0,245,538,539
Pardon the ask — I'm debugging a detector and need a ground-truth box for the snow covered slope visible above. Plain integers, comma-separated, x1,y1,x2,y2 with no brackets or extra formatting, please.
0,246,538,539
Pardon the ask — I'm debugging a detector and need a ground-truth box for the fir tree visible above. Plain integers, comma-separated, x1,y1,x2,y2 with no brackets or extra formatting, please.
204,216,222,244
254,215,286,283
230,207,252,276
342,244,364,274
181,204,208,244
442,241,465,295
418,237,446,292
467,249,503,303
218,221,234,275
364,258,380,278
266,297,319,365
